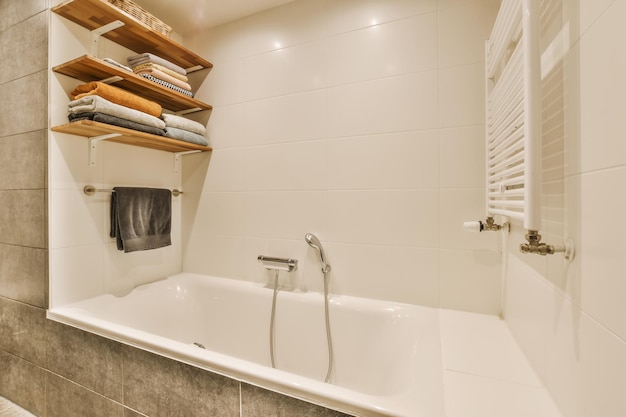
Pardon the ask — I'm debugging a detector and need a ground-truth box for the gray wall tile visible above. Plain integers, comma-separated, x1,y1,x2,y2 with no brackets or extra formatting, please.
46,373,124,417
0,396,36,416
0,298,46,367
46,320,123,402
0,0,47,33
123,347,240,417
0,351,45,416
123,408,147,417
0,244,47,308
0,190,46,248
0,70,47,138
0,11,48,84
0,130,46,191
241,384,355,417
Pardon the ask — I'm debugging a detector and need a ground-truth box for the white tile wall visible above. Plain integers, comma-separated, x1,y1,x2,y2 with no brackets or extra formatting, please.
327,130,439,190
49,0,501,310
47,0,626,414
441,309,561,417
48,12,184,306
504,2,626,417
327,72,439,136
182,0,501,311
326,12,438,85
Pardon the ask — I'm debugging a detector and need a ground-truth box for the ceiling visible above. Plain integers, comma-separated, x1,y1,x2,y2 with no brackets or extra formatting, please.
132,0,294,36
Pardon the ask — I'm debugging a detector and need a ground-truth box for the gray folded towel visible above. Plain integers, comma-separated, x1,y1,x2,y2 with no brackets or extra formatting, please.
69,112,166,137
164,126,209,146
110,187,172,253
162,113,206,135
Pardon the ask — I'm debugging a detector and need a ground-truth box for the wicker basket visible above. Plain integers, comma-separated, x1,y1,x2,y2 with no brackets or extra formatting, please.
107,0,172,38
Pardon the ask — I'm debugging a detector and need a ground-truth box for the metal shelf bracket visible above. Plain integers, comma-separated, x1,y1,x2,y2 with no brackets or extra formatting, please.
91,20,124,56
174,150,202,174
88,133,121,166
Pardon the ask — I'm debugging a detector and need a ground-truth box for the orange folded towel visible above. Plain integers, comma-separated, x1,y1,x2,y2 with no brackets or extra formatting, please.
70,81,162,118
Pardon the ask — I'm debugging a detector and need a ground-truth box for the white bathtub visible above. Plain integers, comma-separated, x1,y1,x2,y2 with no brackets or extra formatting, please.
47,273,444,417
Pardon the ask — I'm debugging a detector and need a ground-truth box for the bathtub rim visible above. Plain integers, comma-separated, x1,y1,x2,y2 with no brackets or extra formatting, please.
47,272,444,417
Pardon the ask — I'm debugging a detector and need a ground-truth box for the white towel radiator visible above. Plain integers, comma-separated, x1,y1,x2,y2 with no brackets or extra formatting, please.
477,0,573,258
486,0,540,228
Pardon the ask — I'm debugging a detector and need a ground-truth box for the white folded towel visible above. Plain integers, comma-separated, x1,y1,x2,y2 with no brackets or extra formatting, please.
127,53,187,76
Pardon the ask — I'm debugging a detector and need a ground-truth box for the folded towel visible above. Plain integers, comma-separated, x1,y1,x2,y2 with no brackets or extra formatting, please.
162,113,206,135
137,74,194,97
68,95,166,129
131,62,189,83
71,81,162,118
110,187,172,253
103,58,133,72
134,67,193,91
127,53,187,76
164,126,209,146
68,112,166,137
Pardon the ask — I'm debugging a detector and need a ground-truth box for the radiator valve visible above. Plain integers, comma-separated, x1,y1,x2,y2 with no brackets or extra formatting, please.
463,216,509,233
520,230,575,260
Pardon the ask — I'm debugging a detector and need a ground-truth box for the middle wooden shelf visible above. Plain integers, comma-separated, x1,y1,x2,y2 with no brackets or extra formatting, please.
52,119,212,153
53,54,212,113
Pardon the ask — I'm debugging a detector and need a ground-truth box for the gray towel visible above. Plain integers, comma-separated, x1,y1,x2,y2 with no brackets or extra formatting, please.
68,112,166,137
110,187,172,253
164,126,209,146
162,113,206,135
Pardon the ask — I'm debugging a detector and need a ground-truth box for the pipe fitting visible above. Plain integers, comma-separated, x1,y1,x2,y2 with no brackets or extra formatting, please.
484,216,508,232
519,231,575,260
463,217,510,233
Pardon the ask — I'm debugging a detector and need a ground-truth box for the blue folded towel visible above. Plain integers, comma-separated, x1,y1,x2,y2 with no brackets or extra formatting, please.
110,187,172,253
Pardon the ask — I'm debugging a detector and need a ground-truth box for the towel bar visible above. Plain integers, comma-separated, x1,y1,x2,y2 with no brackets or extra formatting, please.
83,185,183,197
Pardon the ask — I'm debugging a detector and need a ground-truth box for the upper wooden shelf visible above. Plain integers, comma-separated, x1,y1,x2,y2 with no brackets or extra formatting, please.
52,120,212,153
52,0,213,71
53,55,212,113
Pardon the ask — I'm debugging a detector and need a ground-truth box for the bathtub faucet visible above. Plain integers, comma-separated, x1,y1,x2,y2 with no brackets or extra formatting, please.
305,233,331,274
257,256,298,272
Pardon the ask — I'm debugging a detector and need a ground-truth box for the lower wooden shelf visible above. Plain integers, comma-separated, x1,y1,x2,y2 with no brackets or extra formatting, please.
51,120,212,153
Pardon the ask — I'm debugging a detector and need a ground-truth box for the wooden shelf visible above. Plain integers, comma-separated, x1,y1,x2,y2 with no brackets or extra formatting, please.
51,0,212,156
52,120,212,153
53,55,212,113
52,0,212,71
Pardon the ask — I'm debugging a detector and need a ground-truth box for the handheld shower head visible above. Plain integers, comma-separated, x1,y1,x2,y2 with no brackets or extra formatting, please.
305,233,331,273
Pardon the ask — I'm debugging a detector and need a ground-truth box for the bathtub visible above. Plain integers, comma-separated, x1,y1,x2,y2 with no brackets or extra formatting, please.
47,273,444,417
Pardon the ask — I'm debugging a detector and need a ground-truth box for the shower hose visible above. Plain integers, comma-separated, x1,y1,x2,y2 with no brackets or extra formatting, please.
269,270,334,383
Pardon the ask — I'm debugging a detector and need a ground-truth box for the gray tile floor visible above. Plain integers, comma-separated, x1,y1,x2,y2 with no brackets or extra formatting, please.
0,397,35,417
